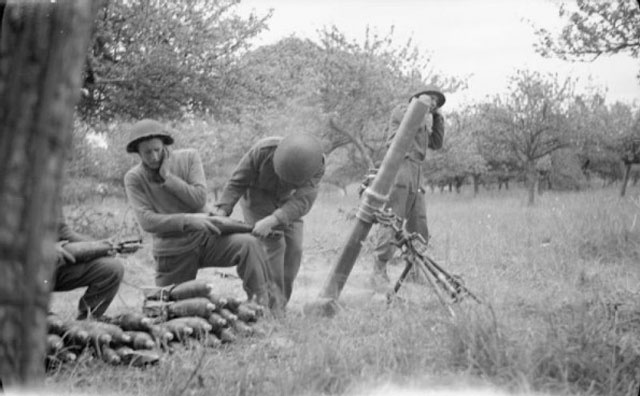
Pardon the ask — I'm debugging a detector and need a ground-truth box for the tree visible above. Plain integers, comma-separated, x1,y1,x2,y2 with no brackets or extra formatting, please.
478,70,575,205
81,0,271,120
234,28,464,189
316,25,463,182
535,0,640,79
426,110,487,196
0,0,97,387
568,92,639,192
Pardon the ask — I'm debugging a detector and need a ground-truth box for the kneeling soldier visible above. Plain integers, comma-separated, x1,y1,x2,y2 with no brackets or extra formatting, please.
52,212,124,320
123,119,276,309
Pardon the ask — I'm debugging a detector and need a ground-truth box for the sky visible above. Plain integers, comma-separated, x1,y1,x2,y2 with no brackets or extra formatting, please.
236,0,640,110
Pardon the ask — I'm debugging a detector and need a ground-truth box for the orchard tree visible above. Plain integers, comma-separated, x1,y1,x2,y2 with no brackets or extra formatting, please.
81,0,271,120
0,0,97,387
568,92,639,192
424,110,487,195
237,27,464,187
316,25,463,171
478,70,575,205
535,0,640,79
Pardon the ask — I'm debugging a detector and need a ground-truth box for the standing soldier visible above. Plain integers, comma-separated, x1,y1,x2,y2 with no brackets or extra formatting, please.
123,119,276,309
371,85,446,287
212,134,325,309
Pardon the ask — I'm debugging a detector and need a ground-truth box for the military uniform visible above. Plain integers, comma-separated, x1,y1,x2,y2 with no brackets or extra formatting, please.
53,217,124,319
124,148,274,303
215,137,325,305
373,100,445,278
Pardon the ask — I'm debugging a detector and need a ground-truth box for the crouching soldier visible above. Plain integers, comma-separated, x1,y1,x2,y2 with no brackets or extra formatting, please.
52,212,124,320
123,119,276,309
212,134,325,309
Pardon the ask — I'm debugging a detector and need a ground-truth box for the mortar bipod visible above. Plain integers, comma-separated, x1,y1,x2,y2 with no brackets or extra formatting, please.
372,208,482,309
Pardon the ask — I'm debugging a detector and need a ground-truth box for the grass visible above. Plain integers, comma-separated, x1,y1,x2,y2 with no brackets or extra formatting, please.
40,184,640,396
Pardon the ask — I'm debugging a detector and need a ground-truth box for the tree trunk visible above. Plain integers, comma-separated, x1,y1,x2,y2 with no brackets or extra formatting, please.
0,0,96,388
472,174,480,197
621,162,632,197
328,118,375,169
525,161,537,205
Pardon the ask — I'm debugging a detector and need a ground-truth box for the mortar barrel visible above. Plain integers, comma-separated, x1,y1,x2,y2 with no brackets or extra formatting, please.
307,100,429,316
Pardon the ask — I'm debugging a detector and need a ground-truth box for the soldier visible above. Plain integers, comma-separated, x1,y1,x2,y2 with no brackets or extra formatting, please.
52,213,124,320
123,119,276,309
371,85,446,287
212,134,325,309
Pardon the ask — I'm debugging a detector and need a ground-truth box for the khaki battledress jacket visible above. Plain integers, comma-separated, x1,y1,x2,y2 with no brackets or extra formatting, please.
124,148,209,257
214,137,325,303
373,103,445,262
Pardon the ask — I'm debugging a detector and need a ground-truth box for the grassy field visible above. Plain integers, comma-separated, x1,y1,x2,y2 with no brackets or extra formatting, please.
42,184,640,396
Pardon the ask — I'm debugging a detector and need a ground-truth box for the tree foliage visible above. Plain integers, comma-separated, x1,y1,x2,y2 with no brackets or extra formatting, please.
317,25,463,170
81,0,271,120
424,109,487,193
477,70,576,204
535,0,640,78
235,27,465,188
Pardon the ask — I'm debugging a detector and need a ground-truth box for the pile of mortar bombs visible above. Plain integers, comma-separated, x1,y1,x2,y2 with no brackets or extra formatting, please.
45,279,265,368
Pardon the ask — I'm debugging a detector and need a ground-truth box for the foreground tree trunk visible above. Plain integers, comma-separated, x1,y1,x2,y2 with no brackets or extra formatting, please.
0,0,96,388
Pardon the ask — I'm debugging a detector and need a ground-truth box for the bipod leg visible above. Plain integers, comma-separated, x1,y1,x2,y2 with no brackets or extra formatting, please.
422,254,482,305
386,258,413,305
392,258,413,294
414,256,456,317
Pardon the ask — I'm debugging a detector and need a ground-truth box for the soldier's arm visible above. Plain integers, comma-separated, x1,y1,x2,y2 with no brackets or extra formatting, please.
385,104,406,144
124,172,187,234
428,112,445,150
161,150,208,210
214,149,258,215
57,207,92,242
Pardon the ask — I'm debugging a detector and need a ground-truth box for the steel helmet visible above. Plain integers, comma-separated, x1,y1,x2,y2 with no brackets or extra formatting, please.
125,119,174,153
273,134,324,185
410,84,446,108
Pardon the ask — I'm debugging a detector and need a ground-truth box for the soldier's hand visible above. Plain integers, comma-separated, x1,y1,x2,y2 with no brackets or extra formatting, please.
414,94,436,112
252,215,279,238
209,207,228,217
184,214,221,235
55,240,75,267
100,237,117,255
158,147,171,181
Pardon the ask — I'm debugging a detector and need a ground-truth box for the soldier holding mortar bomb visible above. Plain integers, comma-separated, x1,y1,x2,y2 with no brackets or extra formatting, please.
51,211,125,320
123,119,277,310
212,134,325,310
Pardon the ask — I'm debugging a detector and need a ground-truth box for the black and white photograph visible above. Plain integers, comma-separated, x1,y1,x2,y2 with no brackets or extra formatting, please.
1,1,639,395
